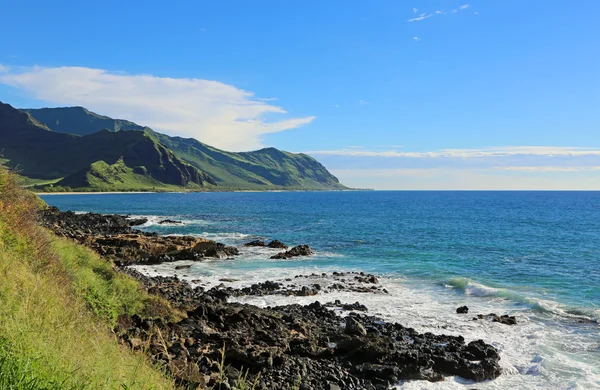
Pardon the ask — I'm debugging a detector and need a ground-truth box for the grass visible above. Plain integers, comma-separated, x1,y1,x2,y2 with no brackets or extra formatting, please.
0,166,177,389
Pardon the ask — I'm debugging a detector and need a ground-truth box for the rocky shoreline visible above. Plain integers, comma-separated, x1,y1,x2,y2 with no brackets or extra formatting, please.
39,208,504,389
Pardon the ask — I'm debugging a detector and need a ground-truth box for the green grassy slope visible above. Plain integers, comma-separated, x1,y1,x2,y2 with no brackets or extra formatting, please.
24,106,347,190
0,167,175,389
0,102,214,190
55,158,200,192
148,130,346,190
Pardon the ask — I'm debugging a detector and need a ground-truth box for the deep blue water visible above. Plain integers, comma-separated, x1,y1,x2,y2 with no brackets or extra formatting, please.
42,191,600,311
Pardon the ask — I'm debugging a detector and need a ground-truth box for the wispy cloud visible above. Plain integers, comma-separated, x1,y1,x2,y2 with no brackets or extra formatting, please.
493,166,600,172
410,4,471,23
331,167,600,190
0,65,315,151
0,65,9,73
359,100,369,105
307,146,600,158
413,36,421,41
408,13,432,22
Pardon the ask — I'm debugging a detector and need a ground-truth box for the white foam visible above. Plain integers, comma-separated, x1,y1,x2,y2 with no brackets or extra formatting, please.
127,214,212,228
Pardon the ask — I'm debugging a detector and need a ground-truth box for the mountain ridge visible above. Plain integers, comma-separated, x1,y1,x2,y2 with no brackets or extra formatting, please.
23,105,346,191
0,102,214,190
0,102,346,191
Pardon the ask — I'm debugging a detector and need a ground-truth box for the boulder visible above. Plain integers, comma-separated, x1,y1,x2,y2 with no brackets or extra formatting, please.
267,240,288,249
270,244,313,259
158,219,183,225
345,316,367,337
244,240,266,247
473,313,517,325
456,306,469,314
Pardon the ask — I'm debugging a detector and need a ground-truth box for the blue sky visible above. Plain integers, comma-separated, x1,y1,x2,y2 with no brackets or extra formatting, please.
1,0,599,189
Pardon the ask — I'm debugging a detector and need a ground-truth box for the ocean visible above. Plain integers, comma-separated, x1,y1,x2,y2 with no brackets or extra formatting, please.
41,191,600,389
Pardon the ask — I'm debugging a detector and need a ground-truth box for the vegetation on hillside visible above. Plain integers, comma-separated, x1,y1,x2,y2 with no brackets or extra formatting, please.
22,105,347,191
0,166,175,389
0,102,214,190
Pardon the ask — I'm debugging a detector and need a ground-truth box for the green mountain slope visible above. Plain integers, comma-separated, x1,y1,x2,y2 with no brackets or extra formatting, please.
22,106,146,136
0,102,214,190
25,106,347,190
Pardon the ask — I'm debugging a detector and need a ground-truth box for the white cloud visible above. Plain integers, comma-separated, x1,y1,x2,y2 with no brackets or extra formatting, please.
0,65,9,73
0,65,315,151
408,13,432,22
359,100,369,105
474,12,479,15
307,146,600,158
459,4,469,10
333,104,340,108
493,166,600,172
435,10,444,14
332,167,600,190
413,36,421,41
413,8,418,13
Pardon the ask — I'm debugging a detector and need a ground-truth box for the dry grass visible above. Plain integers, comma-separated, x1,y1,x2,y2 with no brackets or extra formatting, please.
0,167,176,389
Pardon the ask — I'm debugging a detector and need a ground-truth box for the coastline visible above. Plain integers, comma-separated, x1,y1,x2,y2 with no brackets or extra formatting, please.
38,206,506,389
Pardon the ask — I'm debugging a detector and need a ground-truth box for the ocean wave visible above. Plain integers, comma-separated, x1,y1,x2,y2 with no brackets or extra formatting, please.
446,277,599,324
127,215,211,228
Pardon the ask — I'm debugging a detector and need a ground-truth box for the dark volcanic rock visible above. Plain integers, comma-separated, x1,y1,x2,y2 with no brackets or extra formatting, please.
271,244,313,259
324,300,368,312
39,207,238,265
158,219,183,225
128,217,148,226
473,313,517,325
345,316,367,336
456,306,469,314
244,240,266,247
267,240,288,249
119,290,502,389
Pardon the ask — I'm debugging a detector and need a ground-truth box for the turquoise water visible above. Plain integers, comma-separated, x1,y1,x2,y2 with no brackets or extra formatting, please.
41,191,600,389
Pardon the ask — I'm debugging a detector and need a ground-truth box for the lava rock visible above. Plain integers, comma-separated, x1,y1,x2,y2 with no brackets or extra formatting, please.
267,240,288,249
158,219,183,225
456,306,469,314
270,245,313,259
345,316,367,336
244,240,266,247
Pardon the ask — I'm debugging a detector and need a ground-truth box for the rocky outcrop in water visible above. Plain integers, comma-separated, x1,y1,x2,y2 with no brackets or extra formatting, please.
39,207,238,264
473,313,517,325
271,244,313,259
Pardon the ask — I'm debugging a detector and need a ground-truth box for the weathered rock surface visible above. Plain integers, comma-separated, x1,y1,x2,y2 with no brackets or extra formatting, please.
457,306,469,314
158,219,183,225
244,239,266,247
39,206,238,264
118,291,502,389
267,240,288,249
473,313,517,325
271,244,313,259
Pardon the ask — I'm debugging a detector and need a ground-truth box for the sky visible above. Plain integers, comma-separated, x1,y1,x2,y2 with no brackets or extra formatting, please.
0,0,599,189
